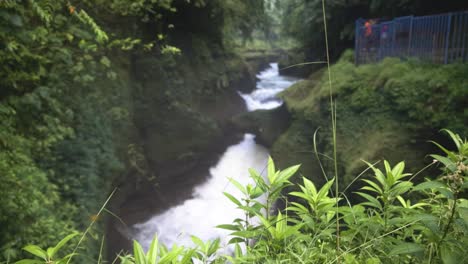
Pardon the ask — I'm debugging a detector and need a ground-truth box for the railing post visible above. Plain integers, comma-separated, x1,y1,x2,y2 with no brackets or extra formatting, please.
444,13,453,64
462,12,468,62
455,12,464,61
407,16,414,57
391,20,396,56
355,19,360,65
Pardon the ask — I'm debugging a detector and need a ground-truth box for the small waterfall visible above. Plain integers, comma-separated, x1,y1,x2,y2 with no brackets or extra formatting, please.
239,63,298,111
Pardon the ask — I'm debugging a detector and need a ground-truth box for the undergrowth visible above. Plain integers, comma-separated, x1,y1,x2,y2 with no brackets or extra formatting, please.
14,129,468,263
274,51,468,190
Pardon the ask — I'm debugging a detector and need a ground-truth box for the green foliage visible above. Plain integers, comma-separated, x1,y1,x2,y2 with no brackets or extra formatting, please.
0,0,135,261
15,233,78,264
276,53,468,189
17,130,467,263
218,0,271,47
5,1,467,263
1,0,273,262
118,235,220,264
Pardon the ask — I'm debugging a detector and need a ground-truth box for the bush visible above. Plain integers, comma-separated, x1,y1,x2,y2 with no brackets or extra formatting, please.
16,130,468,263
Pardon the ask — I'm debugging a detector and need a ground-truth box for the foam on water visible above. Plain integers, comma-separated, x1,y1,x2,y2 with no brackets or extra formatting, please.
239,63,298,111
133,134,269,249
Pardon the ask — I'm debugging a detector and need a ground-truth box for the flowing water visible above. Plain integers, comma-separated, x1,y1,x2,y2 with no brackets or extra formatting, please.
133,63,298,249
240,63,298,111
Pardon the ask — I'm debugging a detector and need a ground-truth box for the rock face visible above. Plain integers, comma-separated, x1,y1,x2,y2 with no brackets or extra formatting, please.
230,104,291,148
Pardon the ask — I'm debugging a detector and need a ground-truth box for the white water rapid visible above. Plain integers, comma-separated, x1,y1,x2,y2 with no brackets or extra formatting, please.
240,63,298,111
133,63,297,250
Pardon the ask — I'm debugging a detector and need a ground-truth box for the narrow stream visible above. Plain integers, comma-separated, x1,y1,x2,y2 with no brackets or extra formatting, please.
133,63,298,249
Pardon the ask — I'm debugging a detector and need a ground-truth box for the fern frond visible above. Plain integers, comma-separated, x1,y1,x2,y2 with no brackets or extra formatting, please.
29,0,52,25
76,9,109,43
0,0,17,8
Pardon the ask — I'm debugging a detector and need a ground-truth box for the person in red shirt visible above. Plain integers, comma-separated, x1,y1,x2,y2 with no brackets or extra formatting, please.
365,21,372,37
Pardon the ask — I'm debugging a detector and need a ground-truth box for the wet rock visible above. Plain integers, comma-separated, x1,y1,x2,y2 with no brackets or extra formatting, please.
230,104,291,147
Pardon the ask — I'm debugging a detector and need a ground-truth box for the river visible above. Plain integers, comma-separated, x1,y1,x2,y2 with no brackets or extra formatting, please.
133,63,298,249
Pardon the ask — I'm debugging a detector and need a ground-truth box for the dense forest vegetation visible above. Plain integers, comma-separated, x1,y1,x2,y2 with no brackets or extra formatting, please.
1,0,467,263
0,0,271,262
272,53,468,189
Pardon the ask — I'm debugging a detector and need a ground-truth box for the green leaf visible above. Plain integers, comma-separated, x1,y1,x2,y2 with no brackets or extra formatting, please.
223,192,242,206
439,188,455,199
462,180,468,190
49,232,79,259
409,214,441,235
267,156,276,184
275,211,286,238
249,168,267,190
249,186,264,199
47,247,54,260
390,181,413,196
396,195,408,207
287,202,309,214
23,245,47,260
133,240,146,264
277,164,300,183
441,244,461,264
356,192,382,210
442,129,461,151
258,215,276,237
158,246,183,264
238,205,261,215
228,178,246,195
412,181,446,191
119,255,135,264
361,179,383,194
317,178,334,199
216,224,240,231
231,230,260,238
384,160,391,174
207,238,220,256
191,235,205,249
430,141,458,160
234,243,243,257
180,249,196,264
363,161,386,187
15,260,44,264
228,237,245,244
430,154,457,172
302,177,317,196
389,242,424,256
282,224,303,238
289,191,310,202
146,235,159,264
391,162,405,179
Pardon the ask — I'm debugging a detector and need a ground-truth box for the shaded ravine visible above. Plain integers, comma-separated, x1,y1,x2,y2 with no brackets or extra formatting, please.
133,63,298,249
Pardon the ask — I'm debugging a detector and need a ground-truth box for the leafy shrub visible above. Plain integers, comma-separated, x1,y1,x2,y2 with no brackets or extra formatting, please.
16,130,468,263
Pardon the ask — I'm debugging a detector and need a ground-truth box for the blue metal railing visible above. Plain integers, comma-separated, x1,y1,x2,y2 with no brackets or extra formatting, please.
355,11,468,64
